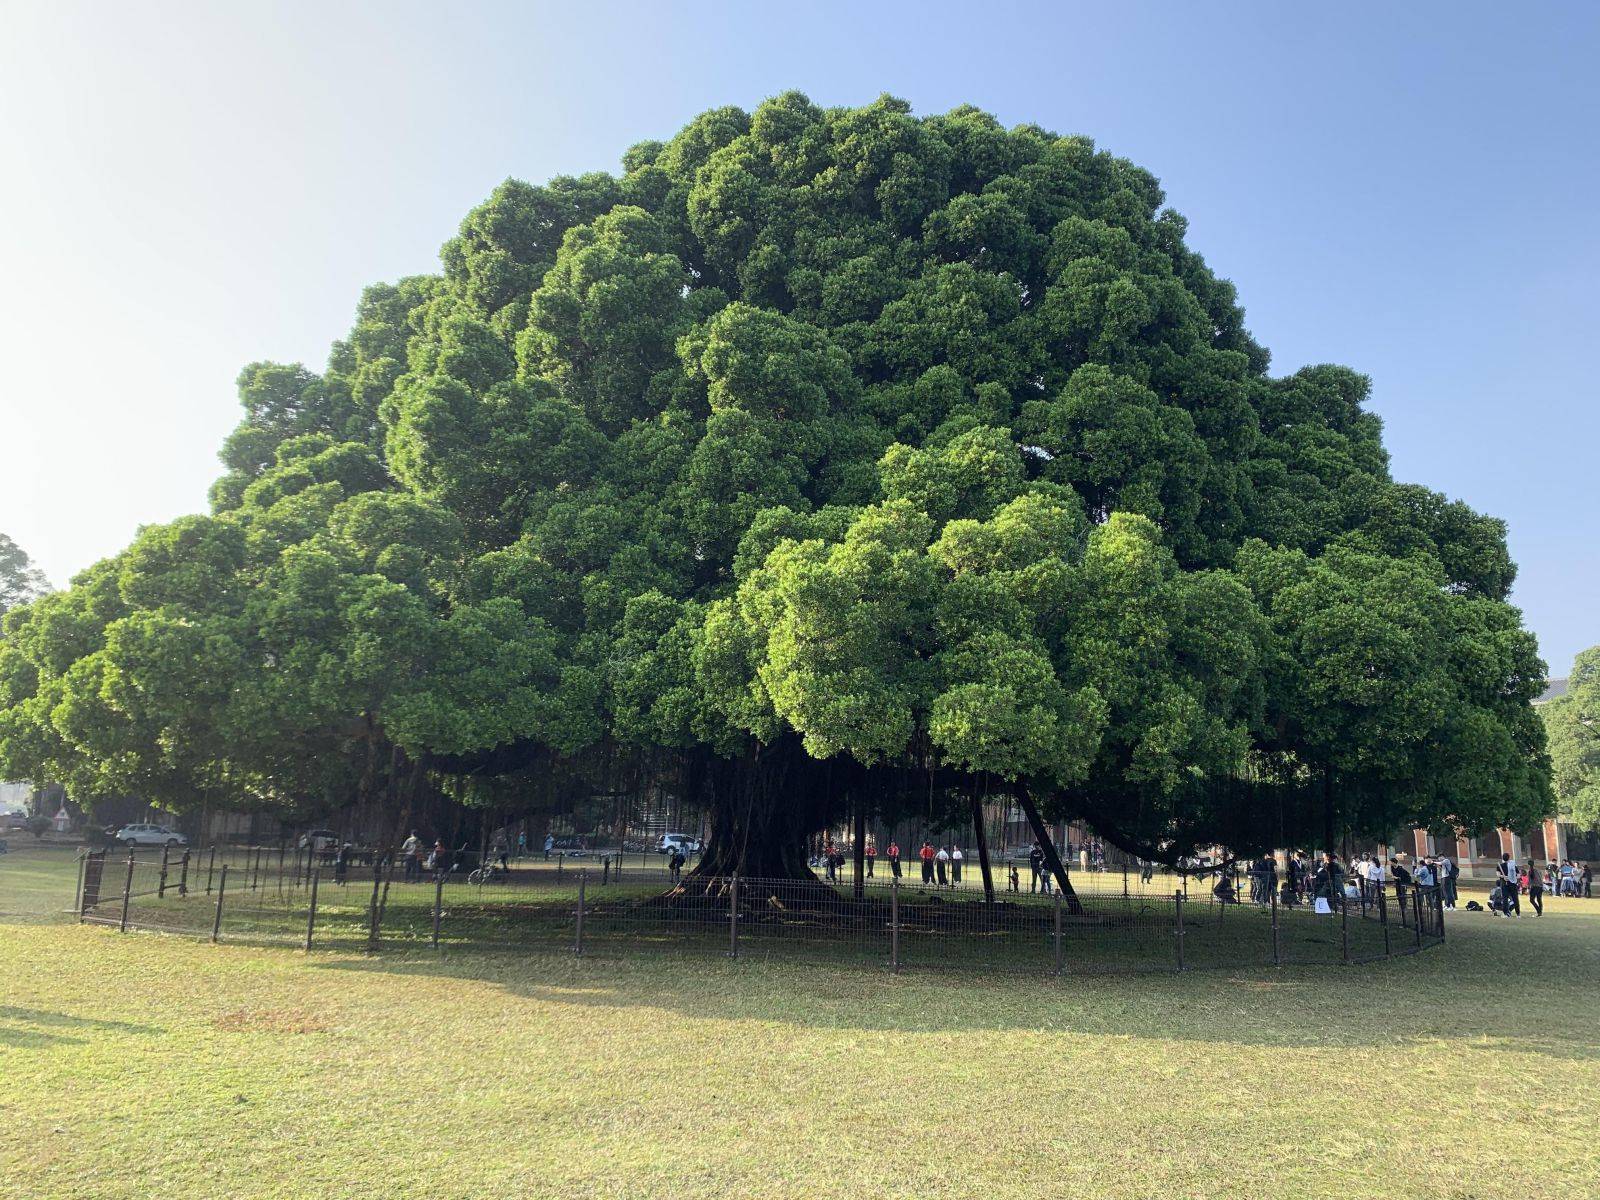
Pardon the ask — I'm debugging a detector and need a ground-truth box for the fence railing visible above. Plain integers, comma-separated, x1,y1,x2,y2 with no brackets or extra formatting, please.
74,847,1446,974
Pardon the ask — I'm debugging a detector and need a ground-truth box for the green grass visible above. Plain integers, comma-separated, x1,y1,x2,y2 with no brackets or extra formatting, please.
3,841,1597,1199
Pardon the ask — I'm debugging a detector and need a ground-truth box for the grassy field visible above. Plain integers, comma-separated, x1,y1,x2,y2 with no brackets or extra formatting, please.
2,842,1597,1199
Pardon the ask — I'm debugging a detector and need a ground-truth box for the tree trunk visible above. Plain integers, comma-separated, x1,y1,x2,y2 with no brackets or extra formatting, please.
971,788,994,905
1015,783,1081,911
1322,767,1336,857
852,801,865,899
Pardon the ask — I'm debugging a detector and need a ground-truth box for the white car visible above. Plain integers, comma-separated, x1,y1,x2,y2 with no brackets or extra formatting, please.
298,829,339,851
115,823,187,847
656,833,702,856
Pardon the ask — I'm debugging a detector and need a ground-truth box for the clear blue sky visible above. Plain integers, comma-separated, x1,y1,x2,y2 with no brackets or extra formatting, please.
1,1,1595,672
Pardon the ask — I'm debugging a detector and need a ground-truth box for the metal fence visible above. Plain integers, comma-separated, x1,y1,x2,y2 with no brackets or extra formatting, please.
73,846,1445,975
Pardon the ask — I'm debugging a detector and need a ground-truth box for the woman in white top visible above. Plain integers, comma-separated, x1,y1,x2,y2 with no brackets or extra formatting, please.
950,845,964,885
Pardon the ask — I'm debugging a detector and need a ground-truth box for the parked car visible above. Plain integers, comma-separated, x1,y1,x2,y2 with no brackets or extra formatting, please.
0,812,27,832
655,833,702,856
114,823,187,847
298,829,339,851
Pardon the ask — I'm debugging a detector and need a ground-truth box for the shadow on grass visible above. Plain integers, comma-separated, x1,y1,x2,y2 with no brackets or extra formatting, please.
278,911,1600,1063
0,1004,165,1048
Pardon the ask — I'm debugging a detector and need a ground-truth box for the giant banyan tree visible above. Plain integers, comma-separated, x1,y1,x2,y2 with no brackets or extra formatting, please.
0,94,1552,893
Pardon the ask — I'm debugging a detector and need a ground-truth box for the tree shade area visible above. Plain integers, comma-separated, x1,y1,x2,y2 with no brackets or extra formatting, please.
0,94,1551,880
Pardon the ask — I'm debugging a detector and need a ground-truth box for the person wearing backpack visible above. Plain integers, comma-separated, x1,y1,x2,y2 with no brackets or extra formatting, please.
1498,854,1521,916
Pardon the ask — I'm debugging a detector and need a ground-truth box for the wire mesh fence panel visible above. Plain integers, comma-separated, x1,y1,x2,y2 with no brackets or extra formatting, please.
731,875,889,967
70,845,1446,975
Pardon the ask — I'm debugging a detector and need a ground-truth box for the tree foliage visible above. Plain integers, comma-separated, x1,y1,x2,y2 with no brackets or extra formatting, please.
0,93,1551,865
0,533,49,615
1543,646,1600,832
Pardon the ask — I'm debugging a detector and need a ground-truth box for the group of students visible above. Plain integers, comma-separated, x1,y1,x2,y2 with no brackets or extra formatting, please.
1201,849,1459,913
1487,853,1592,916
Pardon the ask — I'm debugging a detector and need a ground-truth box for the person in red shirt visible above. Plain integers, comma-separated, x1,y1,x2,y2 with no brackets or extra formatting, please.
865,837,877,878
886,841,901,879
919,841,935,886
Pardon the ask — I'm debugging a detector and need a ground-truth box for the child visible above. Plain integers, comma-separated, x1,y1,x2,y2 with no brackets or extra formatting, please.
1008,864,1020,893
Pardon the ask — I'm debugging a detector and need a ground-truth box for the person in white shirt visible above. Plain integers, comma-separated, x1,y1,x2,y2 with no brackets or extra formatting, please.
934,845,950,887
950,845,964,885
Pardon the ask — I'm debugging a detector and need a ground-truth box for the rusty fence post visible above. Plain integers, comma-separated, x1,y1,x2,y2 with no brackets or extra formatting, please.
889,876,900,973
1053,887,1064,976
1271,880,1281,966
1173,890,1185,971
574,870,586,956
304,868,321,951
1379,884,1391,959
211,864,229,943
118,853,136,932
432,873,444,950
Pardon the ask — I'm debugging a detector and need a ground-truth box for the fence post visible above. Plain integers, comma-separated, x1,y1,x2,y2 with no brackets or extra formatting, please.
574,870,586,956
1173,890,1185,971
158,845,170,899
558,853,564,875
178,850,190,897
118,853,136,932
1053,887,1064,976
206,843,216,894
1271,879,1281,966
211,864,229,942
432,873,444,950
366,865,384,951
1412,887,1423,949
889,876,900,973
80,850,105,921
73,850,86,916
728,874,740,959
1378,883,1391,958
1340,885,1350,964
1436,885,1446,943
304,868,321,951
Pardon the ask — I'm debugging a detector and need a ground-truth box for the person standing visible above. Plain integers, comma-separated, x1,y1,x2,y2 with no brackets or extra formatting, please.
1028,844,1043,893
865,837,876,878
887,840,901,880
950,845,964,886
919,841,935,886
1498,853,1521,916
935,845,950,887
401,830,422,882
1526,859,1544,915
1583,862,1593,898
543,833,554,861
1437,853,1456,909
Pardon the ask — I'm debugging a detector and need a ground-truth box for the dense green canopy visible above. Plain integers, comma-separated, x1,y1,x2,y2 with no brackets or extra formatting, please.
1543,646,1600,832
0,93,1551,871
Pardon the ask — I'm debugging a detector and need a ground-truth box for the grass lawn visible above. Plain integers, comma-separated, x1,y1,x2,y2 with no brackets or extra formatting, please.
3,842,1597,1199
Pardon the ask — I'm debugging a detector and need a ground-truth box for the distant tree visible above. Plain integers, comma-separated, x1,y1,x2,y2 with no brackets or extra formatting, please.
0,533,49,615
1543,646,1600,832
